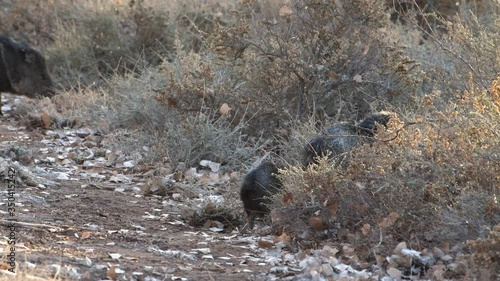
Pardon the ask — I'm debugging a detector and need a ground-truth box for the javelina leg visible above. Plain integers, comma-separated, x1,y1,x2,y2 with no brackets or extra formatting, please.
241,211,256,233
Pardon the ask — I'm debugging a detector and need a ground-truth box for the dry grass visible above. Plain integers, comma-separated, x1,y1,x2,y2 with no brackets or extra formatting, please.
466,224,500,280
1,0,498,267
273,75,499,254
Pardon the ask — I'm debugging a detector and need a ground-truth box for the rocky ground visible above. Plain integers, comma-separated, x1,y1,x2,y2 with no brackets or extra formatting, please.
0,95,478,281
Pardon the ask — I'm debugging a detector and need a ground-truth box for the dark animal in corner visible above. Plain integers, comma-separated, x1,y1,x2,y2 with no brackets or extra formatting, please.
0,36,54,115
240,162,283,231
303,112,392,166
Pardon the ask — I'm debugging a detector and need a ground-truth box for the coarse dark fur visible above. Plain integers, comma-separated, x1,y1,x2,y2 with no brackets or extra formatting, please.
303,112,392,166
0,36,54,114
240,162,283,230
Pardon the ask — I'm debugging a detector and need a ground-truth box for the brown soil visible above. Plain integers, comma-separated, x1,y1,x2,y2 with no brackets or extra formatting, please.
0,106,276,281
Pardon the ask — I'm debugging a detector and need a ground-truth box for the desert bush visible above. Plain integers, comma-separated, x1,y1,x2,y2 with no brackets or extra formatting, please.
211,0,419,136
275,117,319,166
0,0,59,45
390,0,500,98
47,7,136,87
129,0,226,63
466,224,500,280
75,56,262,171
39,0,232,89
153,109,263,169
271,75,499,253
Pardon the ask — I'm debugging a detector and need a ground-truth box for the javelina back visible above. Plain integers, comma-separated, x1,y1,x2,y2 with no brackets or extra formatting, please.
304,112,392,166
240,162,282,230
0,36,54,114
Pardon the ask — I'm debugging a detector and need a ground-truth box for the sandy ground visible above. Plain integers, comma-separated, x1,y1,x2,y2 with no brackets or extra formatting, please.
0,97,283,281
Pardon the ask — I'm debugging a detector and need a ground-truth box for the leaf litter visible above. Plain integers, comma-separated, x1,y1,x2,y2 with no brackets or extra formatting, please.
0,111,475,281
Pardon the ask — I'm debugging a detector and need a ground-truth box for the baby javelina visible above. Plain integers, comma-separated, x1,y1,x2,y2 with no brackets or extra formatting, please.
304,111,392,166
240,162,282,231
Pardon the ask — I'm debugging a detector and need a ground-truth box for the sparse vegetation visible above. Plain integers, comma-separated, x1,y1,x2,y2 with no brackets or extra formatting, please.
1,0,499,279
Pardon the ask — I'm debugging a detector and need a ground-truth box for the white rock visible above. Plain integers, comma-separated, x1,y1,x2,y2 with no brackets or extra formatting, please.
108,253,121,260
401,248,421,258
387,267,401,280
192,248,211,254
270,266,289,273
123,160,135,168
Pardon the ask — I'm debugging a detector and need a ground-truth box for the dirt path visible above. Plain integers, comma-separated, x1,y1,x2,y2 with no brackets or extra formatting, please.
0,112,287,281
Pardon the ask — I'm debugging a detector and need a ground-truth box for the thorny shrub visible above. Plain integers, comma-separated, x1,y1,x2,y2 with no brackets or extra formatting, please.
391,0,500,98
154,38,236,115
0,0,59,45
212,0,419,135
67,59,261,170
155,111,263,171
48,10,135,87
272,75,500,255
0,3,498,275
0,0,231,90
466,224,500,280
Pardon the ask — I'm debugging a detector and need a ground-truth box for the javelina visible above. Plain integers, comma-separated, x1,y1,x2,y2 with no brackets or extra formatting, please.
304,112,392,166
240,162,282,230
0,36,54,114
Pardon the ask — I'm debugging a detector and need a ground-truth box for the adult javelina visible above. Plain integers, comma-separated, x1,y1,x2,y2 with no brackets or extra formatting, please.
240,162,282,230
304,112,392,166
0,36,54,114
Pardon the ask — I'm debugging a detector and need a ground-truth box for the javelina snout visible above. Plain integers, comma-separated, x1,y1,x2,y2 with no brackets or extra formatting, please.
304,112,392,166
240,162,283,231
0,35,54,114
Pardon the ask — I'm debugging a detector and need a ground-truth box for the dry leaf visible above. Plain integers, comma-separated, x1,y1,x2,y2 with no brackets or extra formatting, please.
41,112,52,128
423,95,433,106
167,97,177,108
198,174,212,185
328,71,338,79
309,216,327,231
375,254,385,265
282,191,293,203
387,267,402,280
327,200,339,215
258,240,275,249
276,232,291,244
379,212,400,228
361,223,371,236
0,263,9,270
81,231,91,239
173,171,184,181
353,74,363,82
279,5,293,17
107,265,117,280
219,103,231,116
394,241,407,254
363,44,371,56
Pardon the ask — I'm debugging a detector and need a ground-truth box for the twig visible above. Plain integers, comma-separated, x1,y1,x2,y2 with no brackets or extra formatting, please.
372,227,384,278
409,0,489,88
0,219,62,229
380,121,418,142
